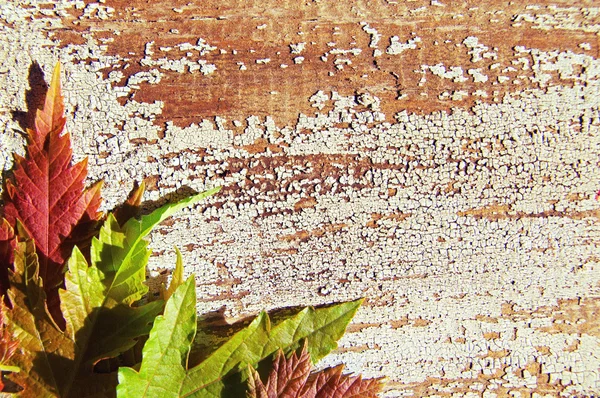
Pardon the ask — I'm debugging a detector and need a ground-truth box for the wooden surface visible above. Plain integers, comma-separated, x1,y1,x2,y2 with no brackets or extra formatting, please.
1,1,599,396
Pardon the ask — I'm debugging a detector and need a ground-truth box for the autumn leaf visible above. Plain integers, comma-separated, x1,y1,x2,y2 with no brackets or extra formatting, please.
4,237,73,396
2,63,102,314
64,180,104,259
117,275,362,397
4,238,132,396
113,181,145,226
246,342,312,398
247,343,383,398
0,219,16,301
303,365,383,398
0,304,19,392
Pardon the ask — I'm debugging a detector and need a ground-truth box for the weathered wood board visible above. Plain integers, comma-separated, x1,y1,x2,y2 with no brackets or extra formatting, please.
1,1,599,396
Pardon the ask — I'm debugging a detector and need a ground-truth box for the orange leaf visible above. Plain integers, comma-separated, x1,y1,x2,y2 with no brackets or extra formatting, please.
2,63,102,320
114,181,145,226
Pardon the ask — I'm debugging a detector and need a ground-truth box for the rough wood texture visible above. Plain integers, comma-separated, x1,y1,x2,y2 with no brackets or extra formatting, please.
1,1,599,396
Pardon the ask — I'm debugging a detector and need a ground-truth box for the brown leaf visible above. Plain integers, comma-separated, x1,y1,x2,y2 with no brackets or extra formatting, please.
248,343,312,398
303,365,383,398
4,235,162,397
248,343,384,398
4,238,72,396
113,181,145,226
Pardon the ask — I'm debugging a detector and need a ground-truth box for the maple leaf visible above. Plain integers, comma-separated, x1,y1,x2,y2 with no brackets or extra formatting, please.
247,342,312,398
247,344,384,398
2,63,102,311
92,188,219,306
0,219,16,301
0,303,19,392
303,364,383,398
4,237,73,396
117,276,362,397
117,277,196,398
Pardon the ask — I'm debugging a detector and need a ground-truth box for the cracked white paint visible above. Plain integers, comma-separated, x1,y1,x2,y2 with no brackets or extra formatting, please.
514,5,600,33
361,22,382,52
140,38,217,75
386,35,422,55
289,42,306,54
309,90,330,110
126,69,162,88
423,63,469,83
463,36,497,63
468,68,489,83
1,2,600,397
81,2,114,20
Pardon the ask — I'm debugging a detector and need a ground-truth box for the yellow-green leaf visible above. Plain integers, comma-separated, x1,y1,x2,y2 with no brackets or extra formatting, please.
161,246,185,301
117,277,196,398
92,187,220,305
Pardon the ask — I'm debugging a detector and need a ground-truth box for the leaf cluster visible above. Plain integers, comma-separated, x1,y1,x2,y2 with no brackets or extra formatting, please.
0,64,383,397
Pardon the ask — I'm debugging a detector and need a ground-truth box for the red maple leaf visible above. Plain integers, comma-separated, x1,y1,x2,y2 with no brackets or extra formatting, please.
1,63,102,317
248,343,384,398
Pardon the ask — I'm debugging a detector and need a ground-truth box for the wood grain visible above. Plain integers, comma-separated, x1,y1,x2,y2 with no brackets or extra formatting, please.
1,1,599,396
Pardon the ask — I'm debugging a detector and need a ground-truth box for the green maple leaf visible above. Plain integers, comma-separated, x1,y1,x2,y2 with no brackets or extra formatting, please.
92,188,219,306
5,189,219,397
117,277,196,398
117,277,361,397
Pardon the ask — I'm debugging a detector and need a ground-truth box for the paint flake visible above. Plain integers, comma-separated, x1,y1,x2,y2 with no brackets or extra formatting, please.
361,22,382,49
424,63,468,83
468,68,489,83
387,36,422,55
290,42,306,54
463,36,497,62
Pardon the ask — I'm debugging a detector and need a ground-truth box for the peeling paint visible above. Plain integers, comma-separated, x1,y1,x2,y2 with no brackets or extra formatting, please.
1,2,599,397
386,35,422,55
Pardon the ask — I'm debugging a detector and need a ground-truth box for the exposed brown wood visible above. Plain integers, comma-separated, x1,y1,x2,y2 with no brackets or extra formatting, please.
2,1,600,396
